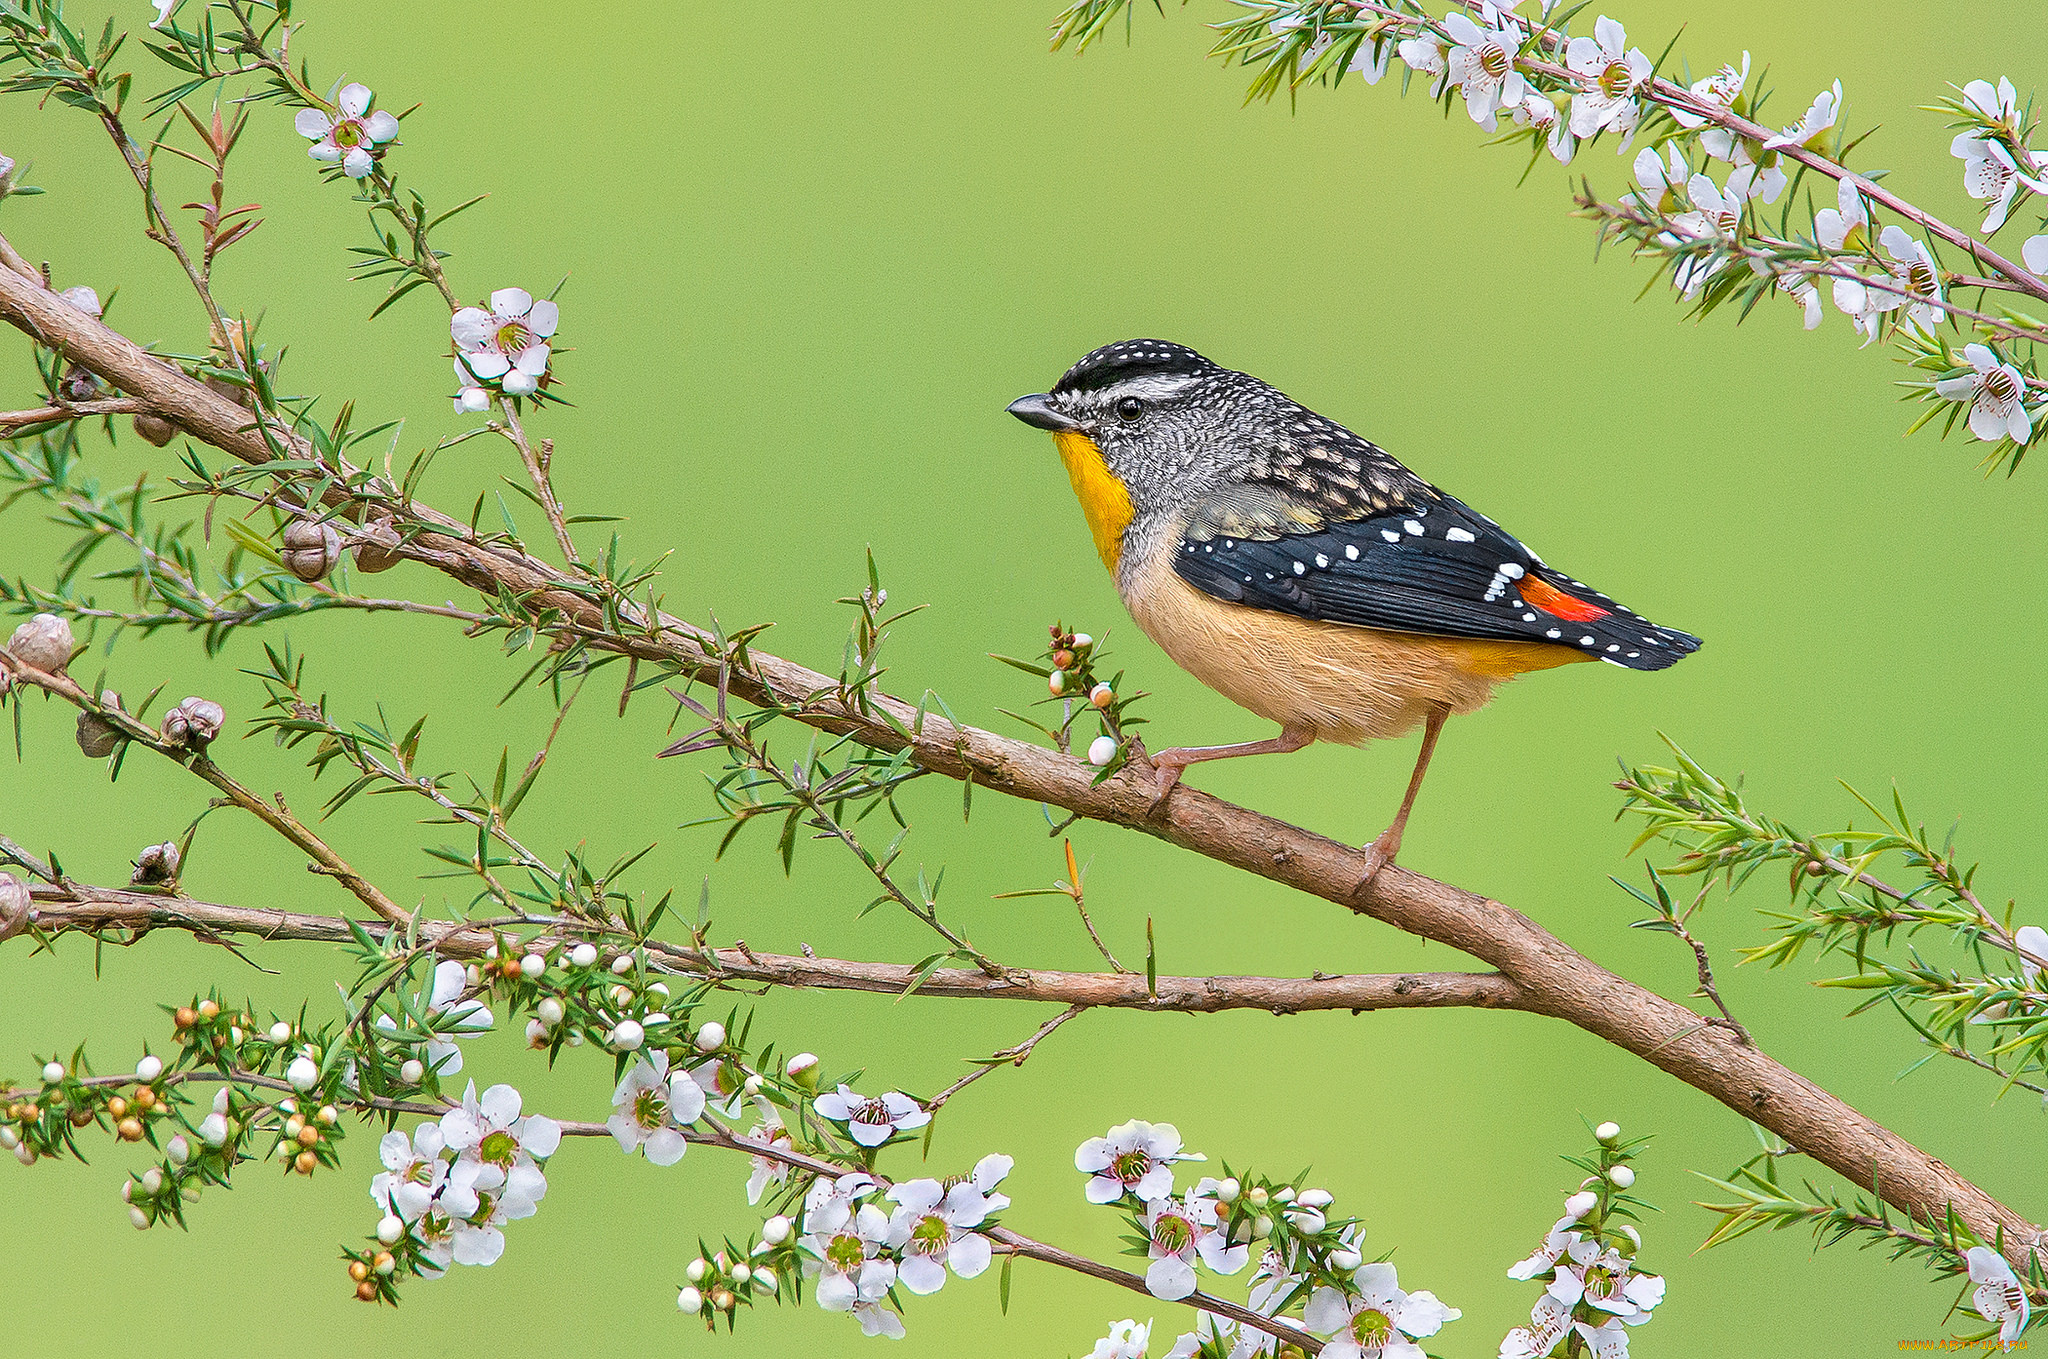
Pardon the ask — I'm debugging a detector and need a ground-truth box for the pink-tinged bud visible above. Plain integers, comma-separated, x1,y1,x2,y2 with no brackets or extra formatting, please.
1088,683,1113,708
1047,669,1067,696
1564,1190,1599,1220
7,613,74,674
676,1285,703,1312
785,1052,820,1088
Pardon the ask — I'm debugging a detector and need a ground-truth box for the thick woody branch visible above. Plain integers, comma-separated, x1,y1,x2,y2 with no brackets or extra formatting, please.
16,882,1520,1016
0,258,2038,1275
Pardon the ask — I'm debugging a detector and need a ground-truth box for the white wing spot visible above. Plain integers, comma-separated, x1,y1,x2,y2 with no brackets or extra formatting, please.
1381,530,1401,543
1500,563,1525,579
1546,629,1562,639
1446,528,1476,543
1293,561,1307,576
1606,644,1620,652
1344,545,1359,560
1314,554,1329,568
1523,613,1537,622
1580,636,1596,646
1404,520,1423,535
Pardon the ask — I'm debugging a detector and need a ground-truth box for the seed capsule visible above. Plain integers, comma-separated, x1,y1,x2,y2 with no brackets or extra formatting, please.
280,519,342,583
6,614,74,675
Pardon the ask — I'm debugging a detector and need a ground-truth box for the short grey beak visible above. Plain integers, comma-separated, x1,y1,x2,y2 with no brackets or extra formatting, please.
1007,393,1083,433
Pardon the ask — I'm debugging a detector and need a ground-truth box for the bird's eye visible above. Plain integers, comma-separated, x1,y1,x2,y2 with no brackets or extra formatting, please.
1114,396,1144,422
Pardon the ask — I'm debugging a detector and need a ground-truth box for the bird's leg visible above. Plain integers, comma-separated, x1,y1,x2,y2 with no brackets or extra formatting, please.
1146,725,1314,813
1355,705,1449,892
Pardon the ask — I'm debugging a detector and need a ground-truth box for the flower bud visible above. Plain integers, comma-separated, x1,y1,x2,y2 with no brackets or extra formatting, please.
710,1288,735,1311
743,1074,763,1095
132,841,180,886
0,872,30,941
280,519,342,583
160,696,225,748
612,1019,645,1051
1214,1177,1240,1204
7,613,74,674
1564,1190,1599,1220
13,1142,34,1166
1246,1186,1269,1209
1297,1188,1333,1208
785,1052,820,1088
525,1019,547,1046
140,1168,164,1196
294,1149,318,1174
1071,633,1093,650
1052,649,1074,669
318,1105,338,1126
1608,1165,1635,1189
609,983,633,1007
0,1126,16,1150
537,997,564,1027
610,952,636,976
1087,735,1118,766
1251,1215,1272,1240
1595,1121,1620,1143
1617,1224,1642,1252
685,1258,709,1284
268,1021,292,1043
117,1117,144,1141
753,1267,777,1291
197,999,220,1021
399,1059,424,1085
129,1205,150,1230
761,1214,792,1245
373,1251,395,1275
76,692,124,758
212,1087,230,1115
286,1056,319,1091
134,1055,163,1083
197,1113,229,1147
165,1135,190,1165
694,1021,726,1051
41,1060,63,1084
1047,669,1066,696
728,1258,751,1282
1088,682,1113,709
377,1214,405,1245
570,942,598,968
676,1286,702,1312
1330,1248,1363,1272
520,952,546,979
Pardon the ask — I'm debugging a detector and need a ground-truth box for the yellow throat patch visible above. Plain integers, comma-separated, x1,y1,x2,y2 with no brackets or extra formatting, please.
1052,431,1134,573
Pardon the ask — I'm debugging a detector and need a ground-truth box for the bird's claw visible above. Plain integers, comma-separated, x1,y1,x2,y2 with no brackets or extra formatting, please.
1353,829,1400,896
1145,759,1185,818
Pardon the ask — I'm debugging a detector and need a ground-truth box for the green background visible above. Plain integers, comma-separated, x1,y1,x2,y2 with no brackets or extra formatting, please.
3,1,2045,1353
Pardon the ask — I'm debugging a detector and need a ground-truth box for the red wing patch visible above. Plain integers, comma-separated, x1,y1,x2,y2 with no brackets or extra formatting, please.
1522,576,1610,623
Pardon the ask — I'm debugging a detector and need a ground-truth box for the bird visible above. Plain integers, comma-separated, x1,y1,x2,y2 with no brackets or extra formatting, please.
1006,339,1700,882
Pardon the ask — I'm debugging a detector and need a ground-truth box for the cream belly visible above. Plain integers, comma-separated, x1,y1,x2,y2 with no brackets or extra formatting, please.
1120,549,1586,746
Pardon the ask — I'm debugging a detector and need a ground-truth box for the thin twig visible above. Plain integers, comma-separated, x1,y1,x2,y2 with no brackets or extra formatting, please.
924,1004,1085,1112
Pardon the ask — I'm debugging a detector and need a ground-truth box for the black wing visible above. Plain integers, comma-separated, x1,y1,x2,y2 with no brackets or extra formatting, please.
1172,491,1700,671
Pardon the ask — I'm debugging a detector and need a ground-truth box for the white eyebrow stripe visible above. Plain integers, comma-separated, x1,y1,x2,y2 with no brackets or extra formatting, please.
1091,374,1203,402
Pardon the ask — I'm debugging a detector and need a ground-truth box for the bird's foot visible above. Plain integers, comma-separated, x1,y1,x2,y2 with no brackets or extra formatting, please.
1353,826,1403,895
1144,751,1189,818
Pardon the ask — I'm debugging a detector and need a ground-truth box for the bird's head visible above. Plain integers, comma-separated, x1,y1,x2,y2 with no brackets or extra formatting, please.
1007,339,1270,570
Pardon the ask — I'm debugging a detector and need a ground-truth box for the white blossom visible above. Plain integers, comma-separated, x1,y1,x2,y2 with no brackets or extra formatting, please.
884,1177,997,1294
1571,1318,1633,1359
1396,34,1449,97
1814,177,1870,255
1962,78,2023,130
745,1107,796,1204
1090,1318,1153,1359
1941,116,2039,236
1141,1190,1249,1300
1499,1295,1574,1359
1672,53,1748,129
391,958,493,1077
439,1081,561,1174
1766,80,1843,154
607,1051,707,1166
1304,1265,1460,1359
1936,343,2034,444
293,84,399,180
813,1083,931,1148
1513,92,1574,165
1564,17,1649,149
451,289,559,398
150,0,175,28
1875,225,1945,333
803,1199,898,1312
1076,1119,1193,1204
1348,31,1395,86
1442,12,1525,130
1545,1238,1665,1323
1967,1245,2031,1344
852,1302,906,1339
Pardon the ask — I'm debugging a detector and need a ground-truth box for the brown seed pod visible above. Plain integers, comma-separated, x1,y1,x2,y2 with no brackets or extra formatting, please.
131,412,178,447
294,1149,318,1175
355,1280,379,1303
349,1260,370,1282
6,613,74,675
280,520,342,583
117,1117,144,1141
76,691,124,758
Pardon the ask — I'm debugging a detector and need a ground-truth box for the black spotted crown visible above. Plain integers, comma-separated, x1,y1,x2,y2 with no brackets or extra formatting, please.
1053,339,1217,395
